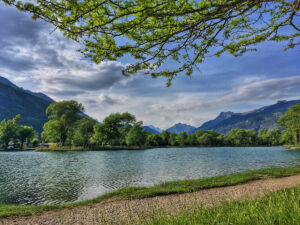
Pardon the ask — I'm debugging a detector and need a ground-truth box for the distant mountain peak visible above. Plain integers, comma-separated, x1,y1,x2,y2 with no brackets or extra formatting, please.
198,99,300,134
167,123,196,134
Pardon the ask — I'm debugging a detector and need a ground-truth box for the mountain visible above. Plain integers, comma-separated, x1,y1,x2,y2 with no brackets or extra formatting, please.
167,123,196,134
142,126,160,134
197,100,300,134
0,76,54,133
0,76,18,88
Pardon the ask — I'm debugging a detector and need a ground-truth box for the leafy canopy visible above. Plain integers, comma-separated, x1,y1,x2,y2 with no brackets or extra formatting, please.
279,102,300,143
42,101,84,145
3,0,300,85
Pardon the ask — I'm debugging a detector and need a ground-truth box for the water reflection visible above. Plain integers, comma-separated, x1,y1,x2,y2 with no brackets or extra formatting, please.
0,147,299,205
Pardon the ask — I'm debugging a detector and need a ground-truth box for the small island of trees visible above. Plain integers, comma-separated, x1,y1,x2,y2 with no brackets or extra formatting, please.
1,100,300,150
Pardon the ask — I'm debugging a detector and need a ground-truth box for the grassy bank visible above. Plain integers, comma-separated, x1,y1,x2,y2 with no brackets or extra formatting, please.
285,144,300,150
0,166,300,218
35,145,152,151
134,185,300,225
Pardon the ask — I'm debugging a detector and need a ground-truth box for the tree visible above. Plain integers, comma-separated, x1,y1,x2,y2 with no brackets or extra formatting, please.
198,133,215,146
92,124,110,146
176,132,187,146
93,112,136,145
17,126,35,150
72,117,96,147
169,133,178,146
42,101,84,146
0,115,20,150
146,133,163,146
186,133,197,146
195,129,223,146
279,103,300,144
160,130,170,145
225,128,258,146
4,0,299,84
258,129,281,146
125,123,146,146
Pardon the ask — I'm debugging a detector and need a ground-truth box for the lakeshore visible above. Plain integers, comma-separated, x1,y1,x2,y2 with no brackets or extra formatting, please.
0,166,300,224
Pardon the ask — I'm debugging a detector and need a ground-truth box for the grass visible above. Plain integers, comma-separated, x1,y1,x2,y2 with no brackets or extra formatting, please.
0,166,300,218
135,185,300,225
285,144,300,150
35,145,152,151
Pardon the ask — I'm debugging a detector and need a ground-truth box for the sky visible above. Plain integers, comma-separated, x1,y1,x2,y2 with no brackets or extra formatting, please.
0,3,300,129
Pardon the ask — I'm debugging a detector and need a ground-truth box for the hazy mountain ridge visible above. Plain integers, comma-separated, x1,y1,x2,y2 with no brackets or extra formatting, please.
167,123,196,134
0,76,54,133
196,100,300,134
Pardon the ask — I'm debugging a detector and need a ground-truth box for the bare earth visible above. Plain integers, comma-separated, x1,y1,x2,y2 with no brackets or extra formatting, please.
1,174,300,225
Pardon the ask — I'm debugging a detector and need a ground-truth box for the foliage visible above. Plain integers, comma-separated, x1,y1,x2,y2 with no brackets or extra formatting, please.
4,0,299,84
16,126,35,150
168,133,178,146
0,115,20,149
176,132,187,146
225,128,258,146
258,129,281,146
160,130,170,145
146,134,163,146
125,123,146,146
93,112,136,145
0,115,37,150
279,103,300,144
186,133,197,145
72,117,96,147
42,101,84,146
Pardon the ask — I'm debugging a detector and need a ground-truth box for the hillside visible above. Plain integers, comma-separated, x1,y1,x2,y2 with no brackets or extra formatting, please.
197,100,300,134
0,77,54,133
167,123,196,134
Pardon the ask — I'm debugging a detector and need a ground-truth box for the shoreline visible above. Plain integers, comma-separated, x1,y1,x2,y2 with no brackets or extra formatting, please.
0,166,299,220
34,145,285,152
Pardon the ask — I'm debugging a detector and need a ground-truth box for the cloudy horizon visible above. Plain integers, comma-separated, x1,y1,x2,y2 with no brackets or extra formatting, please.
1,3,300,129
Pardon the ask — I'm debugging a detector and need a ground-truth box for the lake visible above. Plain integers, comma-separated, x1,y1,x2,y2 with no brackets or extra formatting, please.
0,147,299,205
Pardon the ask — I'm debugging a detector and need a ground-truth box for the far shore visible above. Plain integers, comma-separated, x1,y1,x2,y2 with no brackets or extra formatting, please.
1,145,296,152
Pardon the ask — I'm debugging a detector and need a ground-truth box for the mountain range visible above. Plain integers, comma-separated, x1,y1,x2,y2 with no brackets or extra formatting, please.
163,100,300,134
0,76,54,133
1,75,299,134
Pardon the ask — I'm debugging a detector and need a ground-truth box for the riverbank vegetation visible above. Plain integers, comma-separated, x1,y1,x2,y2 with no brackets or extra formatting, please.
1,101,300,150
0,166,299,218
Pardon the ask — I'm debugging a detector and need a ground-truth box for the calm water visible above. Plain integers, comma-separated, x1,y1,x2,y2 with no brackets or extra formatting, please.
0,147,299,205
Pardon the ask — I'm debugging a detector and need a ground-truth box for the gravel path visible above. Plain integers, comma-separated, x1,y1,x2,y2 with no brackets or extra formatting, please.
1,174,300,225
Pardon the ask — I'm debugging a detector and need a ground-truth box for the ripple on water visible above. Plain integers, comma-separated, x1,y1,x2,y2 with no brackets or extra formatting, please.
0,147,299,205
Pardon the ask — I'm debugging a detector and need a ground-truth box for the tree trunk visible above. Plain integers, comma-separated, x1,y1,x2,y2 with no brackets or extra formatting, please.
20,142,24,151
296,129,299,144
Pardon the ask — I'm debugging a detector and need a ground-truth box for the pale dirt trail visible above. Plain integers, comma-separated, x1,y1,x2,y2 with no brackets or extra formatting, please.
1,174,300,225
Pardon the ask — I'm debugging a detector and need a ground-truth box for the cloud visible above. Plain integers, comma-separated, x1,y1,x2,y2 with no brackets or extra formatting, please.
0,4,130,97
1,3,300,129
179,76,300,111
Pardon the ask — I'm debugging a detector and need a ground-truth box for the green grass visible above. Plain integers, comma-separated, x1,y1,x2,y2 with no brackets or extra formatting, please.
0,166,300,218
35,145,152,151
136,185,300,225
285,144,300,150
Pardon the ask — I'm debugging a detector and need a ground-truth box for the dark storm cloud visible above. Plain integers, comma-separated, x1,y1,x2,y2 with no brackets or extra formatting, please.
48,62,126,91
0,4,129,94
0,6,46,43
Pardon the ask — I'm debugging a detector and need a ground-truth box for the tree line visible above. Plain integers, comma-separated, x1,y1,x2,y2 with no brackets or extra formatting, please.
1,100,300,149
0,115,37,150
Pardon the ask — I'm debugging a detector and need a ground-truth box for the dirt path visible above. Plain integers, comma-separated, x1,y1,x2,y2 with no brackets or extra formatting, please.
1,174,300,225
